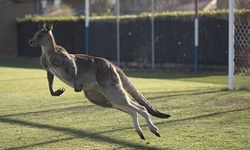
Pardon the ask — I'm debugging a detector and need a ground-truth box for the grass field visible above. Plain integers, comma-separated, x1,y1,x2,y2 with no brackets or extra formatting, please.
0,59,250,150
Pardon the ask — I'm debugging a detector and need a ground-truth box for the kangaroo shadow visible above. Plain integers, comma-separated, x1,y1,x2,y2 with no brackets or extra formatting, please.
157,107,250,125
0,117,168,150
4,137,76,150
91,107,250,134
0,105,96,118
1,106,249,149
125,71,225,80
146,89,229,101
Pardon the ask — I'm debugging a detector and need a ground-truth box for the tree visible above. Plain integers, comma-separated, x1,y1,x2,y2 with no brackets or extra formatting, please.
90,0,114,16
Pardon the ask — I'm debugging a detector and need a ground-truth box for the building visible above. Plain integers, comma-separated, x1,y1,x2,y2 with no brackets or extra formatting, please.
0,0,70,57
0,0,40,57
217,0,250,9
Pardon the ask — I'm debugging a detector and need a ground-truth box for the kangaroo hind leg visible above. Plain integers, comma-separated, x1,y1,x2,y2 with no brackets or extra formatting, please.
98,64,159,137
102,86,160,138
128,101,161,137
113,104,145,140
99,83,146,139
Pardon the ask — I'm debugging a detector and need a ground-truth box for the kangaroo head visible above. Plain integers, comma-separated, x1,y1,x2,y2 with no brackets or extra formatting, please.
29,22,54,48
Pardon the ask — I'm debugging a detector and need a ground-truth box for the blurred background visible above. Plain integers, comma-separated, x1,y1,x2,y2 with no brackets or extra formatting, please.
0,0,250,74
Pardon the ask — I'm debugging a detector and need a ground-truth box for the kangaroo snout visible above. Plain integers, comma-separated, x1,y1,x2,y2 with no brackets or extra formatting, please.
29,39,33,45
29,39,37,47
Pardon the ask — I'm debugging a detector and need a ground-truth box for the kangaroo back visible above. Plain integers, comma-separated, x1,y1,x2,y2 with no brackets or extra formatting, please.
116,68,171,118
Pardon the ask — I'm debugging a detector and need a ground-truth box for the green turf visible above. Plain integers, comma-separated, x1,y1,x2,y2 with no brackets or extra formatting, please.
0,59,250,150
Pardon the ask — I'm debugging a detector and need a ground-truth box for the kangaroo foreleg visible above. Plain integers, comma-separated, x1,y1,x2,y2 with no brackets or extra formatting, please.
47,71,65,96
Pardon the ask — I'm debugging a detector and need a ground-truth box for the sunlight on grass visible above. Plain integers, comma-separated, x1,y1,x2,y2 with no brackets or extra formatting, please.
0,62,250,150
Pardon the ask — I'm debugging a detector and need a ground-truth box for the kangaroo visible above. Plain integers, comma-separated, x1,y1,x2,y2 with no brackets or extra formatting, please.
29,23,82,93
29,22,171,140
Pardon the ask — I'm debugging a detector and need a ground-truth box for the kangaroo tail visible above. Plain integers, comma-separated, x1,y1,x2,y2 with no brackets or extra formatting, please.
116,68,171,119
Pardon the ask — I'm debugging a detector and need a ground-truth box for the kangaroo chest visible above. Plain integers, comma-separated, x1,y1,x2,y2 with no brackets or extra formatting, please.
40,53,98,90
40,54,74,87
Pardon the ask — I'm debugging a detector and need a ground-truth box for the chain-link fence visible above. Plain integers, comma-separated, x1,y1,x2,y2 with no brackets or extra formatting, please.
20,0,250,76
234,0,250,88
88,0,199,70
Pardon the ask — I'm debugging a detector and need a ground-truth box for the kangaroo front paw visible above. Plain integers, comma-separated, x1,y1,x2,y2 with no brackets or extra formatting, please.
51,88,65,96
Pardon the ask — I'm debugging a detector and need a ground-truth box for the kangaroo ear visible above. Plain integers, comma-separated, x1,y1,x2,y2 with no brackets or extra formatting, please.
44,22,53,32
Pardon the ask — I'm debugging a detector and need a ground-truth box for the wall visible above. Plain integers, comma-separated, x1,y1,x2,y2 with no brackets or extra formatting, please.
0,0,37,57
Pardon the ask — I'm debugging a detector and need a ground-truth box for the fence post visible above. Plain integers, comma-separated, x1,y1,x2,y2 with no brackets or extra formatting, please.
228,0,235,90
85,0,90,55
194,0,199,73
116,0,120,66
151,0,155,70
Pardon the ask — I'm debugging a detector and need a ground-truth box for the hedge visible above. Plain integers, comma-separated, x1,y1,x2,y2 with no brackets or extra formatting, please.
17,9,250,22
16,10,250,66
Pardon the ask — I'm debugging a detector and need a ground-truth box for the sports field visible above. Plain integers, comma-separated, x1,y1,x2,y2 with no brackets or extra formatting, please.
0,59,250,150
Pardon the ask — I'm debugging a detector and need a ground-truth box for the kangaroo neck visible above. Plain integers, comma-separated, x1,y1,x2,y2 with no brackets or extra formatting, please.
41,34,57,54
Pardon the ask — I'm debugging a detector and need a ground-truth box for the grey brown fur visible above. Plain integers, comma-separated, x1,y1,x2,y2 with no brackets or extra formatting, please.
29,23,171,140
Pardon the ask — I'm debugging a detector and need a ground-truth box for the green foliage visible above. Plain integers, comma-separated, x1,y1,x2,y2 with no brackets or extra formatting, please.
16,9,250,23
89,0,114,16
0,59,250,149
16,15,84,23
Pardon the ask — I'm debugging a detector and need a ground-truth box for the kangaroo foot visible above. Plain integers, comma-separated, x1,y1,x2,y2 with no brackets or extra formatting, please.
136,131,145,140
151,130,161,137
150,125,161,137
